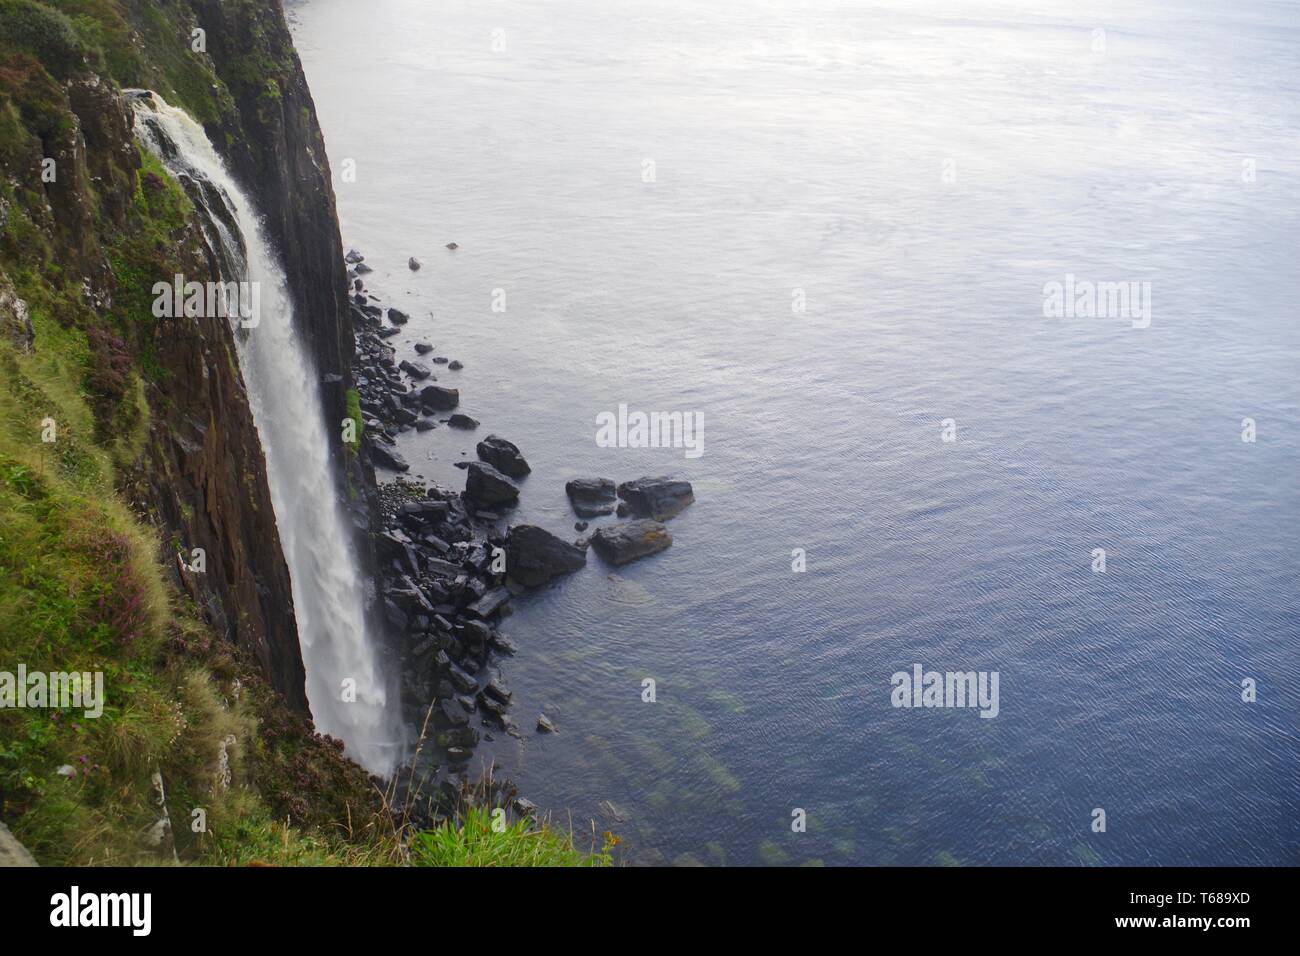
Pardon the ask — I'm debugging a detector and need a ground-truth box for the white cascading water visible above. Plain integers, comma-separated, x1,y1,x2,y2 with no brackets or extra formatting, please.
132,93,398,774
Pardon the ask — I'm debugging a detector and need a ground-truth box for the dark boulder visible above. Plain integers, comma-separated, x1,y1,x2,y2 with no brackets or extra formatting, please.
505,524,587,587
476,435,530,478
468,587,511,618
465,461,519,507
388,307,409,325
370,443,410,472
438,699,469,727
447,413,479,430
617,477,694,520
417,384,460,410
590,520,672,566
399,360,432,380
565,477,616,517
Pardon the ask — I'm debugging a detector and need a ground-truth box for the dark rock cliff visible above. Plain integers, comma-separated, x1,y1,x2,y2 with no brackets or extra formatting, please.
187,0,355,411
0,0,372,716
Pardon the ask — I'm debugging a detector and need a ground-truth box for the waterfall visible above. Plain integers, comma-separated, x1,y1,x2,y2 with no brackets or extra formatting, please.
131,92,399,775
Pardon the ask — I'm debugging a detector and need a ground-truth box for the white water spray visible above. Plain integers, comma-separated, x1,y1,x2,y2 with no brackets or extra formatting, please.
132,93,399,774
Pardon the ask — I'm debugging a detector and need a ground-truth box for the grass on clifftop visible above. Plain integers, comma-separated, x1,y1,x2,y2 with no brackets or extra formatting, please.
411,806,616,868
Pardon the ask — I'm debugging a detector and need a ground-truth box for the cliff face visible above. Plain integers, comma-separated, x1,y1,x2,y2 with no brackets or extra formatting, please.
0,0,392,864
186,0,356,419
0,0,362,713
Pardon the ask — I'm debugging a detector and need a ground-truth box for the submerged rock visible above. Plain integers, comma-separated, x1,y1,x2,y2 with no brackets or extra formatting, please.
464,461,519,507
505,524,587,587
537,714,557,734
617,476,694,520
565,477,616,517
590,519,672,565
476,435,530,478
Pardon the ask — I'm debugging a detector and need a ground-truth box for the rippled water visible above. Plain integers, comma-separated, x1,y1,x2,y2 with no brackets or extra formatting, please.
291,0,1300,864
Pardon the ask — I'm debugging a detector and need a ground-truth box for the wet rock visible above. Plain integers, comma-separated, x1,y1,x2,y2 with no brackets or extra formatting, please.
446,242,459,250
399,499,451,524
447,664,477,695
388,307,409,325
438,699,469,727
468,587,511,618
345,249,365,264
447,413,479,429
465,462,519,507
382,598,408,631
505,524,587,587
565,477,616,517
476,435,530,478
415,419,436,432
537,714,557,734
370,443,410,472
414,342,434,354
575,521,588,531
617,477,695,520
409,256,422,271
590,519,672,565
417,384,460,410
482,676,512,704
448,360,463,370
399,360,432,380
355,262,373,274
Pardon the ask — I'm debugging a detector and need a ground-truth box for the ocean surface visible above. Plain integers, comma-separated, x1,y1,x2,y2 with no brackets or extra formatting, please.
289,0,1300,865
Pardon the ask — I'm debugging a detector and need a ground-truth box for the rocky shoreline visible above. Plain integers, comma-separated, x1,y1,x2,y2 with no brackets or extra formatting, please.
345,250,695,817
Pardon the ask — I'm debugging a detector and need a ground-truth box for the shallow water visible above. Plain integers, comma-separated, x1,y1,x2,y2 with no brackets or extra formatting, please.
291,0,1300,864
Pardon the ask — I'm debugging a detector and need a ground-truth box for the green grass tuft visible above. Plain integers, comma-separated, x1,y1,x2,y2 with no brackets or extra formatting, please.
410,805,615,868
